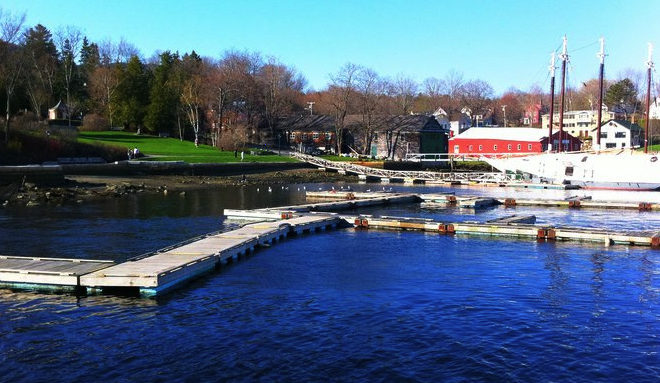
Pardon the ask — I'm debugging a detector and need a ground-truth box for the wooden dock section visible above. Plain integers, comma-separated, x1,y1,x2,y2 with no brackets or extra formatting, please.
0,256,114,291
80,215,340,296
350,214,660,248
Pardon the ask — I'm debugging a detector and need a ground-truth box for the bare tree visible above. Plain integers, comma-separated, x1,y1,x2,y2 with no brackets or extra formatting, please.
443,69,465,98
390,73,418,114
0,8,26,143
355,67,386,154
460,79,494,120
328,62,360,153
55,26,83,127
258,57,306,136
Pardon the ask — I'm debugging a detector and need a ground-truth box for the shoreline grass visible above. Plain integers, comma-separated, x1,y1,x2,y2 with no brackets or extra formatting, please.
78,131,297,163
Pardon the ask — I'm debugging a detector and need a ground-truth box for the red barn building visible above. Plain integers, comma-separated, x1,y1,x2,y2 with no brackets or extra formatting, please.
449,127,582,155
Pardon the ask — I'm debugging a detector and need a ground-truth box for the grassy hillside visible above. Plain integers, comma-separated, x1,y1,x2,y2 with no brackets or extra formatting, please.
78,132,297,163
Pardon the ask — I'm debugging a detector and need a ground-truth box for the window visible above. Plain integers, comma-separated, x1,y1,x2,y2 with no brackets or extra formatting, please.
507,144,512,151
302,133,307,140
312,132,319,139
565,166,574,176
453,145,459,153
517,144,521,150
289,132,297,140
325,132,332,140
478,145,483,151
615,132,626,138
606,143,616,148
468,145,473,151
493,144,498,151
600,132,608,139
528,144,532,151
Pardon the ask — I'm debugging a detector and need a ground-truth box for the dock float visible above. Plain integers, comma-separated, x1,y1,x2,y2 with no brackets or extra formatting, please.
0,256,114,292
2,191,659,298
80,215,340,296
350,214,660,248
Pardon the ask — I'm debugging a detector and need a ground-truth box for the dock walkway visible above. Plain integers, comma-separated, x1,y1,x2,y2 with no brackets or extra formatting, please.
80,215,340,296
1,191,659,297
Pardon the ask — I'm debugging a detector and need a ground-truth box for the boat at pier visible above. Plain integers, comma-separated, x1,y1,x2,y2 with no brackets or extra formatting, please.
484,151,660,190
485,38,658,191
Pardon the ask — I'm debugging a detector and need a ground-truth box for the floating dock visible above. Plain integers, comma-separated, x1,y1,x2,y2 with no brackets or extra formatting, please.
80,215,340,296
1,191,659,297
350,214,660,248
0,256,114,291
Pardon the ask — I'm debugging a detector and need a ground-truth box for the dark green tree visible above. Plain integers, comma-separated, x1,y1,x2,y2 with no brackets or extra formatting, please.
144,51,180,135
78,36,99,113
604,78,638,110
23,24,58,118
114,55,150,132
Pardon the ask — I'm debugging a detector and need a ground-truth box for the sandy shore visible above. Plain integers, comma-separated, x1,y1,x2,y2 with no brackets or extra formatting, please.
0,169,357,207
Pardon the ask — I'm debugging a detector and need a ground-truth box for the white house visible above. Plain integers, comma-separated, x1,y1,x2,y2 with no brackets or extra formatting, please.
591,120,642,150
650,97,660,119
541,107,615,139
432,107,451,131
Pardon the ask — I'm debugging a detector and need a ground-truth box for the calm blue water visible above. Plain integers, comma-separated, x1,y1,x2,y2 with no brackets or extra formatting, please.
1,184,660,382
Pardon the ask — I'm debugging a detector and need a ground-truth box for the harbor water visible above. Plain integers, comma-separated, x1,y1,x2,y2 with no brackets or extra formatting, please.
1,183,659,382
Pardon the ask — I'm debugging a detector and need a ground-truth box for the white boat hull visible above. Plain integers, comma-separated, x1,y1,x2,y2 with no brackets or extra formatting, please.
484,152,660,191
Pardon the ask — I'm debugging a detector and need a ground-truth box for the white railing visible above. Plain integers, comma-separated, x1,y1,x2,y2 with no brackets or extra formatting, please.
291,152,516,183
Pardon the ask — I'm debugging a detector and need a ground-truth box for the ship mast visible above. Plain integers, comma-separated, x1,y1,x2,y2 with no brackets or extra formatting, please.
645,43,654,154
548,52,556,152
558,36,568,153
596,38,605,151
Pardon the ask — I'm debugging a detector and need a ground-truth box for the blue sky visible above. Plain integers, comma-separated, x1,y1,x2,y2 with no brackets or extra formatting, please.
2,0,658,94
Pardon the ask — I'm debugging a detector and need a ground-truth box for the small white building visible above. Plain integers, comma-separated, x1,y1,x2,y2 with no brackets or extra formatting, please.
541,107,615,139
650,97,660,119
591,120,642,150
432,107,451,131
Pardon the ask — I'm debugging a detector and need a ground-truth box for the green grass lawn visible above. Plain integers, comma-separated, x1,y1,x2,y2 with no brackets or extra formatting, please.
78,131,298,163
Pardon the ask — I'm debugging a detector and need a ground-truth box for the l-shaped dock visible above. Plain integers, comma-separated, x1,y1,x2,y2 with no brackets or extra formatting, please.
1,191,658,297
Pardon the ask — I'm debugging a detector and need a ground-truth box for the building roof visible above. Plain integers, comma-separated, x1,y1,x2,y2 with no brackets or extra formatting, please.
277,114,447,133
591,119,643,132
450,127,548,141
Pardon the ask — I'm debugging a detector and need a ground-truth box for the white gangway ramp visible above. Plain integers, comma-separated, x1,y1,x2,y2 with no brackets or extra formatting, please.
80,214,340,296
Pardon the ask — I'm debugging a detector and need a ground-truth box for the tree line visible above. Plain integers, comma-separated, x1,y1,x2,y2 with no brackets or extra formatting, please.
1,8,656,152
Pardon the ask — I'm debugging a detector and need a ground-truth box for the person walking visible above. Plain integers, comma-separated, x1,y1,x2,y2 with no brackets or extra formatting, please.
240,151,244,162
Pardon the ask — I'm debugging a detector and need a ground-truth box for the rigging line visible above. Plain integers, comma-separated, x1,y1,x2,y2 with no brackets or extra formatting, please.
570,40,600,53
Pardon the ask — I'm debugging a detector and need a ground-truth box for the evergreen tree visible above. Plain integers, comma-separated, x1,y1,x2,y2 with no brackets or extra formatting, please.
114,55,150,132
23,24,59,118
604,78,638,110
78,36,99,113
144,51,180,135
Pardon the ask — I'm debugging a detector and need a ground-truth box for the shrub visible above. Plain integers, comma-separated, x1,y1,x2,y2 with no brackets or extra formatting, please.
81,114,110,131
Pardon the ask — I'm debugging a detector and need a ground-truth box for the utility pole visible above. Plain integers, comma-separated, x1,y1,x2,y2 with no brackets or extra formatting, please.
501,105,507,127
645,43,654,153
558,36,568,153
548,52,556,152
596,37,606,151
307,101,315,116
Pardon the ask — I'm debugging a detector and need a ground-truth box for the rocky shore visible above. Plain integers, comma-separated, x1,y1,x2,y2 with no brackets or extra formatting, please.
0,169,357,207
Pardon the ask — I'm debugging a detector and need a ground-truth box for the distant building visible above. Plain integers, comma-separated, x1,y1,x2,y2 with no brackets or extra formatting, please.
650,97,660,119
449,127,582,155
448,110,472,138
541,108,615,139
278,115,337,153
591,120,643,150
370,115,448,160
432,107,451,131
277,114,449,159
523,103,543,126
48,100,71,120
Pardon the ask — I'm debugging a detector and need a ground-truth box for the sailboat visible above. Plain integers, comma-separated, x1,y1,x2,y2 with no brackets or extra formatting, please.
484,38,660,190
